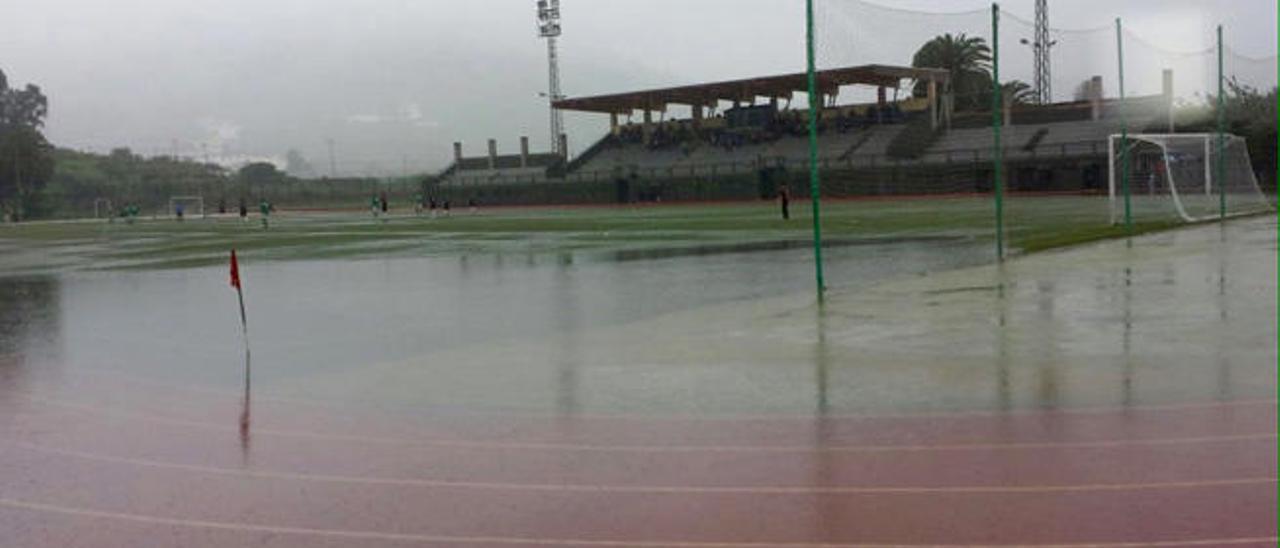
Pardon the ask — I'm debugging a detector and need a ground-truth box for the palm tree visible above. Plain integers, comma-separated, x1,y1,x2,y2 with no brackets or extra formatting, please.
911,33,992,111
1000,80,1036,107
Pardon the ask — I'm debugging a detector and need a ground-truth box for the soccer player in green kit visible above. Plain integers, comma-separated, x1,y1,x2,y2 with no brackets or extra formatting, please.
259,198,271,229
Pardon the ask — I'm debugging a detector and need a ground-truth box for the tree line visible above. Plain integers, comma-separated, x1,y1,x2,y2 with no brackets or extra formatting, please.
0,69,53,221
47,150,403,217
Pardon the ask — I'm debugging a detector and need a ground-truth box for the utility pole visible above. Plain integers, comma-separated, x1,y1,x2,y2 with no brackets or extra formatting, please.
536,0,565,157
1020,0,1056,104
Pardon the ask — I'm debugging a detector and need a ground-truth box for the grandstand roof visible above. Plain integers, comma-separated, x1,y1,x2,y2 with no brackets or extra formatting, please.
553,64,949,114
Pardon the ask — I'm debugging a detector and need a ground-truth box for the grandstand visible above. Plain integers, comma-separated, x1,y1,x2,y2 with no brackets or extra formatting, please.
434,63,1177,204
439,137,566,186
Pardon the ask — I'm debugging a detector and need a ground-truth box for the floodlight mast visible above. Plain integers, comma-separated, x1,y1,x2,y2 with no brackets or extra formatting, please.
1020,0,1056,104
537,0,565,158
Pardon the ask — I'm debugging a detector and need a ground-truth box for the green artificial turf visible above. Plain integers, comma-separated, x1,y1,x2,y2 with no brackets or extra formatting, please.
0,195,1259,274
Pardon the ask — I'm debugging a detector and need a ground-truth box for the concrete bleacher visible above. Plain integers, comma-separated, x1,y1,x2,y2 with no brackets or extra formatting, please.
890,97,1168,164
845,125,906,159
566,123,909,178
439,149,563,185
761,128,888,161
437,93,1173,186
447,165,550,184
920,121,1117,164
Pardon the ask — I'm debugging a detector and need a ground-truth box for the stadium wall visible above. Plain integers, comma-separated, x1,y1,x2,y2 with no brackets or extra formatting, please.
429,154,1105,207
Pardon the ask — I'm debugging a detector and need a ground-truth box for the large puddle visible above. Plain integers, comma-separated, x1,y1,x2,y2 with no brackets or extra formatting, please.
0,237,992,398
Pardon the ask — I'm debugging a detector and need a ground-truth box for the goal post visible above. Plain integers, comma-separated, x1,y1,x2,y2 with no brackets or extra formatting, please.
168,196,206,220
93,198,114,219
1109,133,1273,224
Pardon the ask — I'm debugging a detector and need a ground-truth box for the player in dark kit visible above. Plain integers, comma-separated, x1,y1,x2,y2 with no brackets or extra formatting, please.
778,183,791,221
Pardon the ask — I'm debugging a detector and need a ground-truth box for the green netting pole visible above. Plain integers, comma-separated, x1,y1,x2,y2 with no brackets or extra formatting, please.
992,4,1005,261
1216,25,1227,222
1116,18,1132,233
806,0,826,300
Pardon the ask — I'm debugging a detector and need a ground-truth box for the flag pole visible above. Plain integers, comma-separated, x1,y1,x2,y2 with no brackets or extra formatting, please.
230,249,251,448
236,286,248,336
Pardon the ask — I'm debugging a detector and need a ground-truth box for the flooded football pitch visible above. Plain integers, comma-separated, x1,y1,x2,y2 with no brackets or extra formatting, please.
0,216,1274,416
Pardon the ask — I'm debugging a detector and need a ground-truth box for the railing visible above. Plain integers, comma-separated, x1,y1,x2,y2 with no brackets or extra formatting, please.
563,134,616,174
436,162,459,180
438,139,1110,187
886,116,942,160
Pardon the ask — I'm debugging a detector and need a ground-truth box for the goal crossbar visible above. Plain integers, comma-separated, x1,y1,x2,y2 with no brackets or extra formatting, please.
167,196,206,219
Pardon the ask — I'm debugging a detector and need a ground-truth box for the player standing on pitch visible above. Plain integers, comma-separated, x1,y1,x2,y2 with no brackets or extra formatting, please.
259,198,271,229
778,183,791,221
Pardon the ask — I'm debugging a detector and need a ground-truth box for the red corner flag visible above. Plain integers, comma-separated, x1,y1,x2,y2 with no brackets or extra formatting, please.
229,249,251,439
230,249,242,289
230,249,248,333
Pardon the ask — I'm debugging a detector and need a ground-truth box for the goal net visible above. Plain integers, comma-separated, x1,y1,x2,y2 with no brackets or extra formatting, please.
1109,133,1273,224
168,196,206,219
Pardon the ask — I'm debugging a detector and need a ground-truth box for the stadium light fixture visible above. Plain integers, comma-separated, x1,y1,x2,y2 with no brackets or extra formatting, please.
536,0,565,157
536,0,562,38
1019,38,1059,48
1020,0,1055,104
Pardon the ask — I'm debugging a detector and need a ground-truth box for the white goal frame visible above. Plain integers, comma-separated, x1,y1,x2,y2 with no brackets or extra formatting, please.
93,198,113,219
1108,132,1270,224
168,195,206,219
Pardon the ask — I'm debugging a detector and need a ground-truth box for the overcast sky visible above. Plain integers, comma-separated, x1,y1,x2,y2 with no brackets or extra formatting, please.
2,0,1275,175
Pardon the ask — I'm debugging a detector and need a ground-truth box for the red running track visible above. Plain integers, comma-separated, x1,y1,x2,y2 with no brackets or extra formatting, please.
0,367,1275,548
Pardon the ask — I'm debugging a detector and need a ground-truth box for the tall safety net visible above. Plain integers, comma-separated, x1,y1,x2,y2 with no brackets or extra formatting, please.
811,1,997,273
1111,31,1278,226
808,0,1276,266
993,11,1122,253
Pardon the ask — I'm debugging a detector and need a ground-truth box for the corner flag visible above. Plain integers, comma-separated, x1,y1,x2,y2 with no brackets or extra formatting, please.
230,249,251,448
229,249,247,332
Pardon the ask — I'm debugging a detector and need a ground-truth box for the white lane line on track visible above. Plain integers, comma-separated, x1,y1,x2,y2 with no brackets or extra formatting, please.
11,393,1278,453
0,497,1275,547
7,442,1278,495
37,367,1280,422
